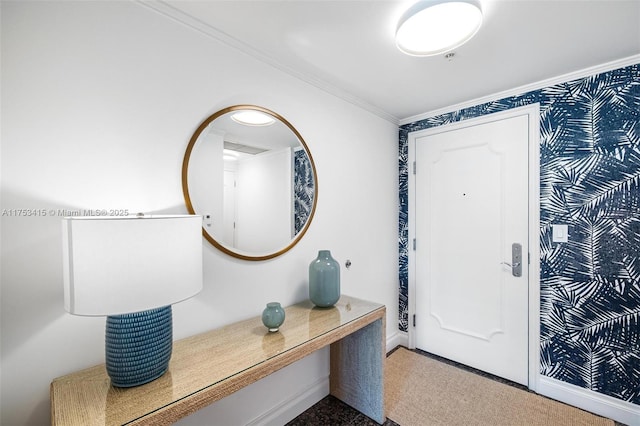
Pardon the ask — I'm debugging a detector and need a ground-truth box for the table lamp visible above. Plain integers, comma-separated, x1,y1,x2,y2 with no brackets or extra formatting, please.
62,214,203,387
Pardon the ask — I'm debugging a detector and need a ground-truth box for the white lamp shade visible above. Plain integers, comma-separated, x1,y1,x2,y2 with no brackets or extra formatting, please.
62,215,203,316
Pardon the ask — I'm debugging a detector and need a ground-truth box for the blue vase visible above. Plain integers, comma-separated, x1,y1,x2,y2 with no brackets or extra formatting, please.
262,302,286,332
309,250,340,308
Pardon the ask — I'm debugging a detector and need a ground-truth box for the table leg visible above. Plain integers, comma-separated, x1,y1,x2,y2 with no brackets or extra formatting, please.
329,317,385,424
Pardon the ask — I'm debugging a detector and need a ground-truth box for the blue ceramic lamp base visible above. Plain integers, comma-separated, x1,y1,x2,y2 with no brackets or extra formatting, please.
105,306,173,388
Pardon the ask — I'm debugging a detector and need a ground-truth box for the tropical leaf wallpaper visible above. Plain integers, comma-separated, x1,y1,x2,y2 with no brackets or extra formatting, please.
398,63,639,404
294,149,314,235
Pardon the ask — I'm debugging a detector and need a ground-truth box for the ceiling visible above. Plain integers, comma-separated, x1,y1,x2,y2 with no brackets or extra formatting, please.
149,0,640,124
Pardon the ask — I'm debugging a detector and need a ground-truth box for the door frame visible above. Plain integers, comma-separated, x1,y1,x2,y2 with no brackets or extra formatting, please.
407,104,541,391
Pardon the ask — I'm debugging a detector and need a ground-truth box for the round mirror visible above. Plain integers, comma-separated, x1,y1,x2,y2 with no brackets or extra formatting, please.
182,105,318,260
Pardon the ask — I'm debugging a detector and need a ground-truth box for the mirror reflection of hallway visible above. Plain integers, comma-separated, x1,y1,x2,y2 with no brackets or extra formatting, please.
183,105,317,260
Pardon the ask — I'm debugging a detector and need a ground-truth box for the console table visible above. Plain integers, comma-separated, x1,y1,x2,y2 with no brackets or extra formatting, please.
50,295,386,425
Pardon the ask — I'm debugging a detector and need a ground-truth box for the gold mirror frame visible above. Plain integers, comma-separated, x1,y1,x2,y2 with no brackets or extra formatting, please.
182,105,318,261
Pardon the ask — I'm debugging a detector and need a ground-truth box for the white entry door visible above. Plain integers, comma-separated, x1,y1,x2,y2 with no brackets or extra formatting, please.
412,112,530,385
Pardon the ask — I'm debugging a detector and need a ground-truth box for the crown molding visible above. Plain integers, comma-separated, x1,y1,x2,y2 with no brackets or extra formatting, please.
400,54,640,126
136,0,400,125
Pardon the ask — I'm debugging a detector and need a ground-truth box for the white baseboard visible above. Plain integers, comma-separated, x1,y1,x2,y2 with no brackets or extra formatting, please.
386,330,408,353
246,376,330,426
538,376,640,426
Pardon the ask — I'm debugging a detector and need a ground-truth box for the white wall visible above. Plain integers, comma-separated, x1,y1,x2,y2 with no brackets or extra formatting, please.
236,148,292,253
188,129,225,242
0,2,399,425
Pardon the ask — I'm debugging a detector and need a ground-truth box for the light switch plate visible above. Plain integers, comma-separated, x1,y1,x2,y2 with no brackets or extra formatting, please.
552,224,568,243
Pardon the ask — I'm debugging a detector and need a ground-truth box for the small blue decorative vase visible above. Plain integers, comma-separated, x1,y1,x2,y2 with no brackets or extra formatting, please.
309,250,340,308
262,302,286,332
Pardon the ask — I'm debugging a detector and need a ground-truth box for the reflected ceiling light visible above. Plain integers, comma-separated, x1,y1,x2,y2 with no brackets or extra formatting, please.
395,0,483,56
223,149,238,161
231,110,275,126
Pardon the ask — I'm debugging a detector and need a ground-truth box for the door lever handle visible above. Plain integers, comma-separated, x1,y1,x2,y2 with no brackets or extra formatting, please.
503,243,523,277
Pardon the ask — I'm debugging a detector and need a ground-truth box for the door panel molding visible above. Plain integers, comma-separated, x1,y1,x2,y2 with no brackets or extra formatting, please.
407,104,541,391
431,311,505,341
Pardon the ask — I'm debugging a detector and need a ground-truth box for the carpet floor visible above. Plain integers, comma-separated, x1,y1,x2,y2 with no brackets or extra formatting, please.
385,347,614,426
